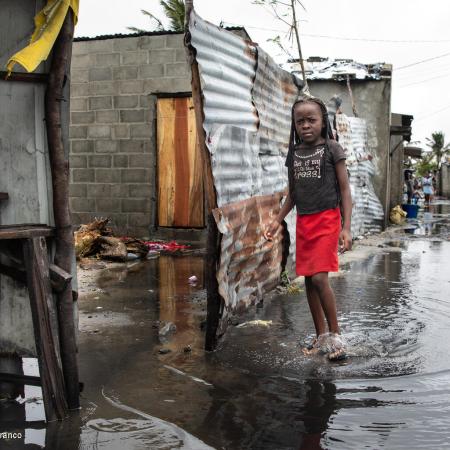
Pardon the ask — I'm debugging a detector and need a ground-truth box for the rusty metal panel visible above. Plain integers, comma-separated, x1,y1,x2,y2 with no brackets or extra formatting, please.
212,193,284,328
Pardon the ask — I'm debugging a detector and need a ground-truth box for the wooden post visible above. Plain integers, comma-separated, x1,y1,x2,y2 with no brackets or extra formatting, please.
45,10,79,409
23,237,68,421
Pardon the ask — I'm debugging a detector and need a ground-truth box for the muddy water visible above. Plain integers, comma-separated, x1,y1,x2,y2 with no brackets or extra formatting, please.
3,204,450,449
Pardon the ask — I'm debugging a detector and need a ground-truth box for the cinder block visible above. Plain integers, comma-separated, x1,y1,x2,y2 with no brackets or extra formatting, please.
121,169,150,183
89,67,112,82
72,41,91,56
113,124,130,139
138,35,166,49
71,97,88,112
175,49,187,63
89,96,112,110
120,109,145,123
143,77,191,93
96,53,120,67
72,169,95,182
69,155,87,168
111,184,129,197
70,197,96,212
165,62,189,77
95,140,119,153
96,198,121,213
89,81,118,96
113,66,139,80
87,184,112,198
129,154,151,168
139,95,153,108
71,212,96,226
130,124,152,138
107,213,128,230
144,139,156,153
120,140,145,153
138,64,164,79
149,49,176,64
121,198,150,213
121,51,148,66
113,37,140,52
120,80,144,94
84,39,114,53
71,82,90,97
69,183,87,197
113,155,128,167
71,140,94,153
113,95,139,109
71,69,89,83
72,53,94,69
70,126,87,139
128,184,152,197
130,225,151,238
96,110,119,124
165,34,184,49
128,212,150,227
87,125,111,139
71,111,95,124
96,169,121,183
88,155,112,168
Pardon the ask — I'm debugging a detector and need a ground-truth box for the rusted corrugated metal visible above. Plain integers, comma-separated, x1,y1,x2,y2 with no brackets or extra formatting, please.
188,11,300,318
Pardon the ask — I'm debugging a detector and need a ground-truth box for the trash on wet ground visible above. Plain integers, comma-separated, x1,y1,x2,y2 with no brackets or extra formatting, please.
236,320,273,328
390,205,407,224
158,321,177,339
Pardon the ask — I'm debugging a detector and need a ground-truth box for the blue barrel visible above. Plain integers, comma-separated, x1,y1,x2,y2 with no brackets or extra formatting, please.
402,204,419,218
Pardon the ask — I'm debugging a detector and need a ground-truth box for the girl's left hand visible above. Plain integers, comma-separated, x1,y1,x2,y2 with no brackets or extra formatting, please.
339,229,352,253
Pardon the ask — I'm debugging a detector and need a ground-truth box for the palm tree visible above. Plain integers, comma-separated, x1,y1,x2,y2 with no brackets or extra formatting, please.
128,0,185,33
425,131,449,170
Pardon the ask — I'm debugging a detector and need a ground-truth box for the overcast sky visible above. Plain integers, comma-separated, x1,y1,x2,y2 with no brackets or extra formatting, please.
75,0,450,148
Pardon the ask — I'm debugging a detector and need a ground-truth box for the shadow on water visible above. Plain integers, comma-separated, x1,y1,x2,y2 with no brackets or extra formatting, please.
2,219,450,448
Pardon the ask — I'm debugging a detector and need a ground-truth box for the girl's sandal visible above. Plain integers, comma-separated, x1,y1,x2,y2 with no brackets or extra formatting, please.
328,348,347,361
302,338,320,355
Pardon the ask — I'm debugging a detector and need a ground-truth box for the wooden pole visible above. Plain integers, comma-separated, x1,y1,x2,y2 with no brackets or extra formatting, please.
45,10,80,409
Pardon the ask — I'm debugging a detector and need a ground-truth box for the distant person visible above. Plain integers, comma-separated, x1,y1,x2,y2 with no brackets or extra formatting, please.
264,96,352,361
404,170,414,204
422,172,434,205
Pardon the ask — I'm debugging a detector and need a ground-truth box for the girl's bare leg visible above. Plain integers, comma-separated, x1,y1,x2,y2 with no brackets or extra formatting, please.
304,276,327,337
310,272,339,334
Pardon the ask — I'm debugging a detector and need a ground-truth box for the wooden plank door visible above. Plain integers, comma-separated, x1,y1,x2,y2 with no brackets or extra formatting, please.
157,97,204,228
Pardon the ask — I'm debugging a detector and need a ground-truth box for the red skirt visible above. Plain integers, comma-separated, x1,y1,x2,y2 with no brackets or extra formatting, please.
296,207,341,276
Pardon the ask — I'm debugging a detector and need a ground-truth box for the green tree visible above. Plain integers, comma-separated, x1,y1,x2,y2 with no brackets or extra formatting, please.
128,0,185,33
425,131,449,170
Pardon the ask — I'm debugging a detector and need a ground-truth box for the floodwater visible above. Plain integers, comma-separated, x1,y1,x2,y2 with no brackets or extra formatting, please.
2,203,450,449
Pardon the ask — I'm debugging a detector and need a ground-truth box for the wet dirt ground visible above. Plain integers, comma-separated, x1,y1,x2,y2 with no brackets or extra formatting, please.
2,201,450,449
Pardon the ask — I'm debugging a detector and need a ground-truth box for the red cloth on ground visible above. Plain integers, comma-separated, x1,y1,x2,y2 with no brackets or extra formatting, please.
296,207,341,276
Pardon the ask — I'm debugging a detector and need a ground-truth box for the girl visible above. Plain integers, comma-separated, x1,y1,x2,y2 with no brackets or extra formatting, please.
264,96,352,361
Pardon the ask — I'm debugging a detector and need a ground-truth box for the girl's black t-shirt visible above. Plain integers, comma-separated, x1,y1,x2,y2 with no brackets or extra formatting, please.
285,140,346,215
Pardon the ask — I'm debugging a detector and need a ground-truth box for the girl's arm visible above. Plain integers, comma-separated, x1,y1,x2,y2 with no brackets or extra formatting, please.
335,160,352,251
264,191,294,241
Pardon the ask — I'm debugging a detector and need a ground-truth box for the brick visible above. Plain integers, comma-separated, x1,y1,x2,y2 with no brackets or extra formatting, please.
71,82,90,97
143,77,191,93
113,37,140,52
120,51,148,66
120,140,145,153
89,96,112,110
120,109,145,123
87,184,111,198
96,169,121,183
113,95,139,109
129,154,151,168
70,197,96,212
89,67,112,81
138,64,164,78
121,169,150,183
69,126,87,139
149,49,175,64
69,155,87,168
128,213,150,227
72,54,94,68
128,184,152,197
165,62,189,77
71,111,95,124
71,69,89,83
113,66,138,80
138,35,166,49
113,155,128,167
96,110,119,123
84,39,113,53
87,125,111,139
88,155,112,168
69,183,87,197
165,34,183,49
144,108,156,123
130,124,152,138
113,125,130,139
70,97,88,111
89,81,118,96
175,49,187,63
71,140,94,153
107,213,128,228
111,184,129,197
121,198,150,213
96,53,120,67
72,169,95,182
95,140,119,153
96,198,121,213
119,80,144,94
139,95,153,108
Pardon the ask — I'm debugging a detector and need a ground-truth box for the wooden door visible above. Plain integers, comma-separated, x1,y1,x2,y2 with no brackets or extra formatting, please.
157,97,204,227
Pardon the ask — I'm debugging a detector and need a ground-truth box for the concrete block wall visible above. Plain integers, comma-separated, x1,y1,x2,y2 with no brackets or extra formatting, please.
69,32,191,237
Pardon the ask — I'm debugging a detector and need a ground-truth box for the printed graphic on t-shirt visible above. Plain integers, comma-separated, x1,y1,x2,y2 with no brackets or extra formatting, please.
293,146,325,180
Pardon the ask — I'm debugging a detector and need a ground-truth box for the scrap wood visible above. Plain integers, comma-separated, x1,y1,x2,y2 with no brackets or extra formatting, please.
97,236,127,261
119,237,149,258
74,218,112,259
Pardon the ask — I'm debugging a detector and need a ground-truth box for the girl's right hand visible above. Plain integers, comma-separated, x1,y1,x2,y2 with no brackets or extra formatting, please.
264,219,281,241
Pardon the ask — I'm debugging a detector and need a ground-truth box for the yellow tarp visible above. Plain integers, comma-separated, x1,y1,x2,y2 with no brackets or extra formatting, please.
6,0,79,74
